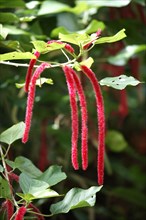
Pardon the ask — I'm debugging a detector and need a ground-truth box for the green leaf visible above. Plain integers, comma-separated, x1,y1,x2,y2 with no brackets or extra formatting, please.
16,193,35,202
77,0,131,7
0,52,36,61
0,24,8,40
2,25,29,35
0,176,11,199
95,29,126,44
0,165,4,172
37,165,67,186
15,77,53,89
106,130,128,152
17,189,59,201
51,26,69,38
5,159,16,170
99,75,141,90
0,0,25,8
20,16,36,22
0,13,19,24
80,57,94,69
14,156,42,178
38,1,70,16
0,122,25,145
19,173,49,194
108,45,146,66
79,20,105,34
19,173,59,201
59,33,90,45
75,57,94,71
0,40,20,50
50,186,102,215
32,41,65,54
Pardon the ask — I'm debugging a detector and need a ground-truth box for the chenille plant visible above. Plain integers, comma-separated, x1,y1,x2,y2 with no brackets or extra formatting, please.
0,29,141,219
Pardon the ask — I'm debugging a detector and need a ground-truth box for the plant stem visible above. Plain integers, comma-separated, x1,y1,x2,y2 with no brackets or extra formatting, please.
0,144,18,208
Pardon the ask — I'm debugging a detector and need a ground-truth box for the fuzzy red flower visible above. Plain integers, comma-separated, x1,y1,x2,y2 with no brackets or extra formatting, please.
69,67,88,170
6,199,14,220
22,63,50,143
14,206,27,220
81,65,105,185
24,51,40,92
62,65,79,170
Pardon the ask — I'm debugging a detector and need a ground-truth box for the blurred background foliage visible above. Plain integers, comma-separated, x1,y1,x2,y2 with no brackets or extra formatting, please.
0,0,146,219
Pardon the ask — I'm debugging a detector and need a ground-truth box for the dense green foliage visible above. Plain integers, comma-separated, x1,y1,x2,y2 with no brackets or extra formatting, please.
0,0,146,219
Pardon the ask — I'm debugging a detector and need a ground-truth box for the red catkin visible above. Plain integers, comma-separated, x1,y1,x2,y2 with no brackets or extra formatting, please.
22,63,50,143
81,65,105,185
28,203,44,220
62,65,79,170
24,51,40,93
6,199,14,220
14,206,27,220
8,172,19,182
69,67,88,170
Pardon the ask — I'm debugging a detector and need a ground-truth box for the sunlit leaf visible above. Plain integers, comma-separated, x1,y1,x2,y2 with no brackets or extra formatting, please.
77,0,131,7
19,173,59,201
16,193,35,202
0,24,8,40
32,41,65,53
75,57,94,71
59,33,90,45
0,52,35,61
0,122,25,145
50,186,102,214
38,1,70,15
17,189,59,201
95,29,126,44
100,75,141,90
20,16,36,22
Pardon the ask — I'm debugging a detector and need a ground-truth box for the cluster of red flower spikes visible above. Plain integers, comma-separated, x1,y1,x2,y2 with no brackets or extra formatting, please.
22,36,105,186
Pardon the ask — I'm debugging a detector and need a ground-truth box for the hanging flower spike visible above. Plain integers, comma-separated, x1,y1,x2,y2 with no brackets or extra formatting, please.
83,29,102,50
8,172,19,183
22,63,50,143
6,199,14,220
24,51,40,92
62,65,79,170
47,40,74,54
69,67,88,170
81,65,105,185
14,206,27,220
